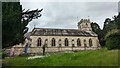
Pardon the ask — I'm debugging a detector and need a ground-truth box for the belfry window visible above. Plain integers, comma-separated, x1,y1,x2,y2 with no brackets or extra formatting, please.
77,38,81,46
89,39,93,47
65,38,69,46
51,38,55,46
37,38,41,46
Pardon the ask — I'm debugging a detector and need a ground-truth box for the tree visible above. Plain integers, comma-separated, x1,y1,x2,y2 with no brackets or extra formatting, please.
102,17,117,47
2,2,43,48
103,13,120,49
2,2,22,48
91,22,104,46
103,18,112,35
21,8,43,44
91,22,101,34
113,12,120,29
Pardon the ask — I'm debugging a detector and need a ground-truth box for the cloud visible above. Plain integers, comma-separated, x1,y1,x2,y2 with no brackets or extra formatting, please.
20,2,118,32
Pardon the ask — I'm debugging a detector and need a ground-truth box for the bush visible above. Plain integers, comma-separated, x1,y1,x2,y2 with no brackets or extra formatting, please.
105,35,120,50
1,49,7,59
2,51,7,59
105,29,120,50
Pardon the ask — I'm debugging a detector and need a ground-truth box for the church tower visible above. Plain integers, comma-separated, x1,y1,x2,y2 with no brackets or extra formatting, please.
78,19,92,31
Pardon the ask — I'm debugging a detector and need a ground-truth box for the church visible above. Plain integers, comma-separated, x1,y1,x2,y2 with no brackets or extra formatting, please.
12,19,101,55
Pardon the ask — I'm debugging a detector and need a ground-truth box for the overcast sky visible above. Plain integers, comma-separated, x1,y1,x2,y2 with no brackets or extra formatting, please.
20,0,119,32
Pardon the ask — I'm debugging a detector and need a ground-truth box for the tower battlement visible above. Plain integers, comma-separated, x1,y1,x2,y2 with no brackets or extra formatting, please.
78,19,92,31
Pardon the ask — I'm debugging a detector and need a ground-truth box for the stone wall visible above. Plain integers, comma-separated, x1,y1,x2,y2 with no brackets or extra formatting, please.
30,36,100,48
10,36,101,56
12,46,100,56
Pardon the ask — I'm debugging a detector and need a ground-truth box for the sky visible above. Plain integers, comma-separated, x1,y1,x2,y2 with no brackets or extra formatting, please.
20,0,119,32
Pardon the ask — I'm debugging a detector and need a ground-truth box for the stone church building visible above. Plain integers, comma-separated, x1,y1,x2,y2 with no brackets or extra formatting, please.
12,19,101,55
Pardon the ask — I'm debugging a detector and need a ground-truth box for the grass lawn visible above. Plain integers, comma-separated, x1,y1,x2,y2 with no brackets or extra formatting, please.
3,48,118,66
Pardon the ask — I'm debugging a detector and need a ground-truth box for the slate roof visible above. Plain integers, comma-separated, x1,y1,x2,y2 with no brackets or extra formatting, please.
31,28,97,37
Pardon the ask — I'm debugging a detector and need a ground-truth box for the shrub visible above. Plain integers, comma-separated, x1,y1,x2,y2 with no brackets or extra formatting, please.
105,29,120,50
106,36,120,50
2,50,7,59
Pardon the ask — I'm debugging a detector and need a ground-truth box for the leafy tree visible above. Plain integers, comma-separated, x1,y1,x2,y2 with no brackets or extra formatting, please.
21,8,43,44
91,22,101,35
2,2,43,48
113,12,120,29
103,18,112,35
91,22,104,46
2,2,22,48
103,13,120,49
103,14,120,36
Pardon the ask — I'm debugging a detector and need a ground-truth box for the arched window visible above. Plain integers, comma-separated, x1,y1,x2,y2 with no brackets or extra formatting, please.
65,38,69,46
84,39,87,47
51,38,55,46
77,38,81,46
37,38,41,46
89,39,93,47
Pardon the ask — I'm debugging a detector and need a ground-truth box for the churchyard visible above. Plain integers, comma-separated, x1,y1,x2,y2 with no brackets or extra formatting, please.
2,2,120,67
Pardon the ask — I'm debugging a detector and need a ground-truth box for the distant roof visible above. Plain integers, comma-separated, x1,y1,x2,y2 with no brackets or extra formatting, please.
31,28,97,37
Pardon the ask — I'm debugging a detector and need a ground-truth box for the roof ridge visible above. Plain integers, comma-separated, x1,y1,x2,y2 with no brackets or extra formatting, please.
34,28,78,30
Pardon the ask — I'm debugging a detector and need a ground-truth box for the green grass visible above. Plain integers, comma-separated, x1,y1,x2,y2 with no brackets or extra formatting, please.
3,48,118,66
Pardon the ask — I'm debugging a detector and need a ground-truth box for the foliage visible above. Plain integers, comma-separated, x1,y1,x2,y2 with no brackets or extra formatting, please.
113,13,120,29
105,29,120,50
104,29,120,40
103,12,120,50
3,48,118,66
105,36,120,50
91,22,101,34
2,2,43,48
2,50,7,59
103,18,114,35
91,22,105,46
103,13,120,36
2,2,22,48
91,13,120,48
